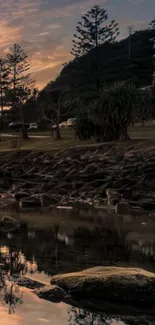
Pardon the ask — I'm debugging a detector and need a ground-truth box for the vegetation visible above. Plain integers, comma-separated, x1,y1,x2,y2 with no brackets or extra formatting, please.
71,4,119,57
6,44,35,139
0,44,35,139
75,83,154,142
54,29,155,91
38,85,75,140
0,5,155,144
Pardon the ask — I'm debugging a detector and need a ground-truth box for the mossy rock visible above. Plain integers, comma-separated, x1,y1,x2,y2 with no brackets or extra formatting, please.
51,267,155,313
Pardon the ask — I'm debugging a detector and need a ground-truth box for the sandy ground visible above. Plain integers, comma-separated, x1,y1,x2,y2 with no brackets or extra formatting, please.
0,289,68,325
0,287,69,325
0,288,128,325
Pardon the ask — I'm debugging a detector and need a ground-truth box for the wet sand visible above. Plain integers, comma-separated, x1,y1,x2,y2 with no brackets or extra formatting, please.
0,284,152,325
0,288,69,325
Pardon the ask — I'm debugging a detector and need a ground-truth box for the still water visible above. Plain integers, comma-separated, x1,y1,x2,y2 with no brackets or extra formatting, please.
0,206,155,324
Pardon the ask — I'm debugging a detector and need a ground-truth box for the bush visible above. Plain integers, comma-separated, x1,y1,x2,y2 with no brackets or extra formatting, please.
75,82,153,142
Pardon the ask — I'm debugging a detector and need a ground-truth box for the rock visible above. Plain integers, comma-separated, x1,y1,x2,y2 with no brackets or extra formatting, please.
122,190,133,200
20,196,42,208
54,182,73,191
51,266,155,310
87,179,108,188
41,194,59,207
66,168,77,177
0,216,19,231
72,181,85,190
139,199,155,210
35,285,70,302
14,192,29,201
44,159,50,165
115,202,131,215
0,193,17,209
14,277,44,290
146,179,155,190
113,178,129,189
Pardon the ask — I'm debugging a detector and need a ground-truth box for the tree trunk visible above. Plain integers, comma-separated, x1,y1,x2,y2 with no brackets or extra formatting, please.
120,126,130,141
55,123,61,140
22,125,28,139
0,116,3,142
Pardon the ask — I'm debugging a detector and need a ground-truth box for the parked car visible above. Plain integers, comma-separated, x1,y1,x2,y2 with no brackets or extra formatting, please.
59,121,67,128
66,118,76,127
28,123,38,130
9,122,30,129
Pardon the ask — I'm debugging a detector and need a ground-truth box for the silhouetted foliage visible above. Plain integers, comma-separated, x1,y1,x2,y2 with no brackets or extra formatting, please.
75,82,153,142
71,4,119,57
5,44,35,138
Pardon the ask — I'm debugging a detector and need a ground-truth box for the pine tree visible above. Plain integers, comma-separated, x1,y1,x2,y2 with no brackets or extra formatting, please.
149,14,155,29
148,16,155,84
71,4,119,57
6,44,35,138
6,44,35,107
0,58,10,111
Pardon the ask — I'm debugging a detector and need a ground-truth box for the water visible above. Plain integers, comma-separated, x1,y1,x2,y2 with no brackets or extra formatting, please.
0,206,155,324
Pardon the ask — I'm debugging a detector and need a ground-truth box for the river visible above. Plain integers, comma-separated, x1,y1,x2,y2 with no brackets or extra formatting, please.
0,206,155,324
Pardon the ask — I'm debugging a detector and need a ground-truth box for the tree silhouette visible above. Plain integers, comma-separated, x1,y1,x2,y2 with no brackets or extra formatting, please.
6,44,35,138
71,4,119,58
149,14,155,29
0,58,10,138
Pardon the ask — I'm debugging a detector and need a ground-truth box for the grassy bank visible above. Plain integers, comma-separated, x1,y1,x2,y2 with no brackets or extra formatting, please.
1,124,155,151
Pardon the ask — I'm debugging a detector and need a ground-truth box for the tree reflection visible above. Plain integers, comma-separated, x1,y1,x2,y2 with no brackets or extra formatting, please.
1,223,155,278
67,307,152,325
68,307,126,325
0,246,24,314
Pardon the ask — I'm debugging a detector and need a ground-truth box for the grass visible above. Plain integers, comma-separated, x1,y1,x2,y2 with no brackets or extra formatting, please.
1,124,155,152
0,128,95,151
129,124,155,138
0,136,95,151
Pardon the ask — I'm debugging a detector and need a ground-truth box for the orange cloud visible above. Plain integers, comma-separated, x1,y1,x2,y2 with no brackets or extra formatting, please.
0,20,22,49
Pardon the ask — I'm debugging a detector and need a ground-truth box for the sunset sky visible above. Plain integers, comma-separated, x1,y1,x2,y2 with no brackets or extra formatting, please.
0,0,154,89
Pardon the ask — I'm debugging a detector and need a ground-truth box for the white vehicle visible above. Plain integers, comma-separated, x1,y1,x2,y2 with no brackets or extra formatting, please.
59,121,67,128
66,118,76,127
29,123,38,130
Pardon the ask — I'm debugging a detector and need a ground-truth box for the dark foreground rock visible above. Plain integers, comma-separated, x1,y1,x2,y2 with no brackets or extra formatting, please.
35,285,70,302
20,196,42,208
50,266,155,313
0,215,20,231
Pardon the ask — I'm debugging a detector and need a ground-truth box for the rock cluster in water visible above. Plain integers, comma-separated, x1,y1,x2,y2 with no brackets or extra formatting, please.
0,142,155,211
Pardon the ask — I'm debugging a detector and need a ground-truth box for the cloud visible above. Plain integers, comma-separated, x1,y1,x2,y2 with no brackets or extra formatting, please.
38,32,50,36
47,23,62,29
0,20,22,51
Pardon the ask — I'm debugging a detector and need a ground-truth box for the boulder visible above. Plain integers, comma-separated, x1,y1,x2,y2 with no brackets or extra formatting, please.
41,194,60,207
51,266,155,310
139,199,155,210
35,285,70,302
115,202,131,215
0,216,19,231
20,196,42,208
14,192,29,201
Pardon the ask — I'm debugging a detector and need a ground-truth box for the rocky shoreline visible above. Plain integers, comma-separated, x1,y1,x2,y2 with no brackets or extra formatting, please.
0,140,155,212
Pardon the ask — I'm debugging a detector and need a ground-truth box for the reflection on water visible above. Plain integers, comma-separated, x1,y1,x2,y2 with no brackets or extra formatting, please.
0,207,155,323
67,307,154,325
0,249,23,314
